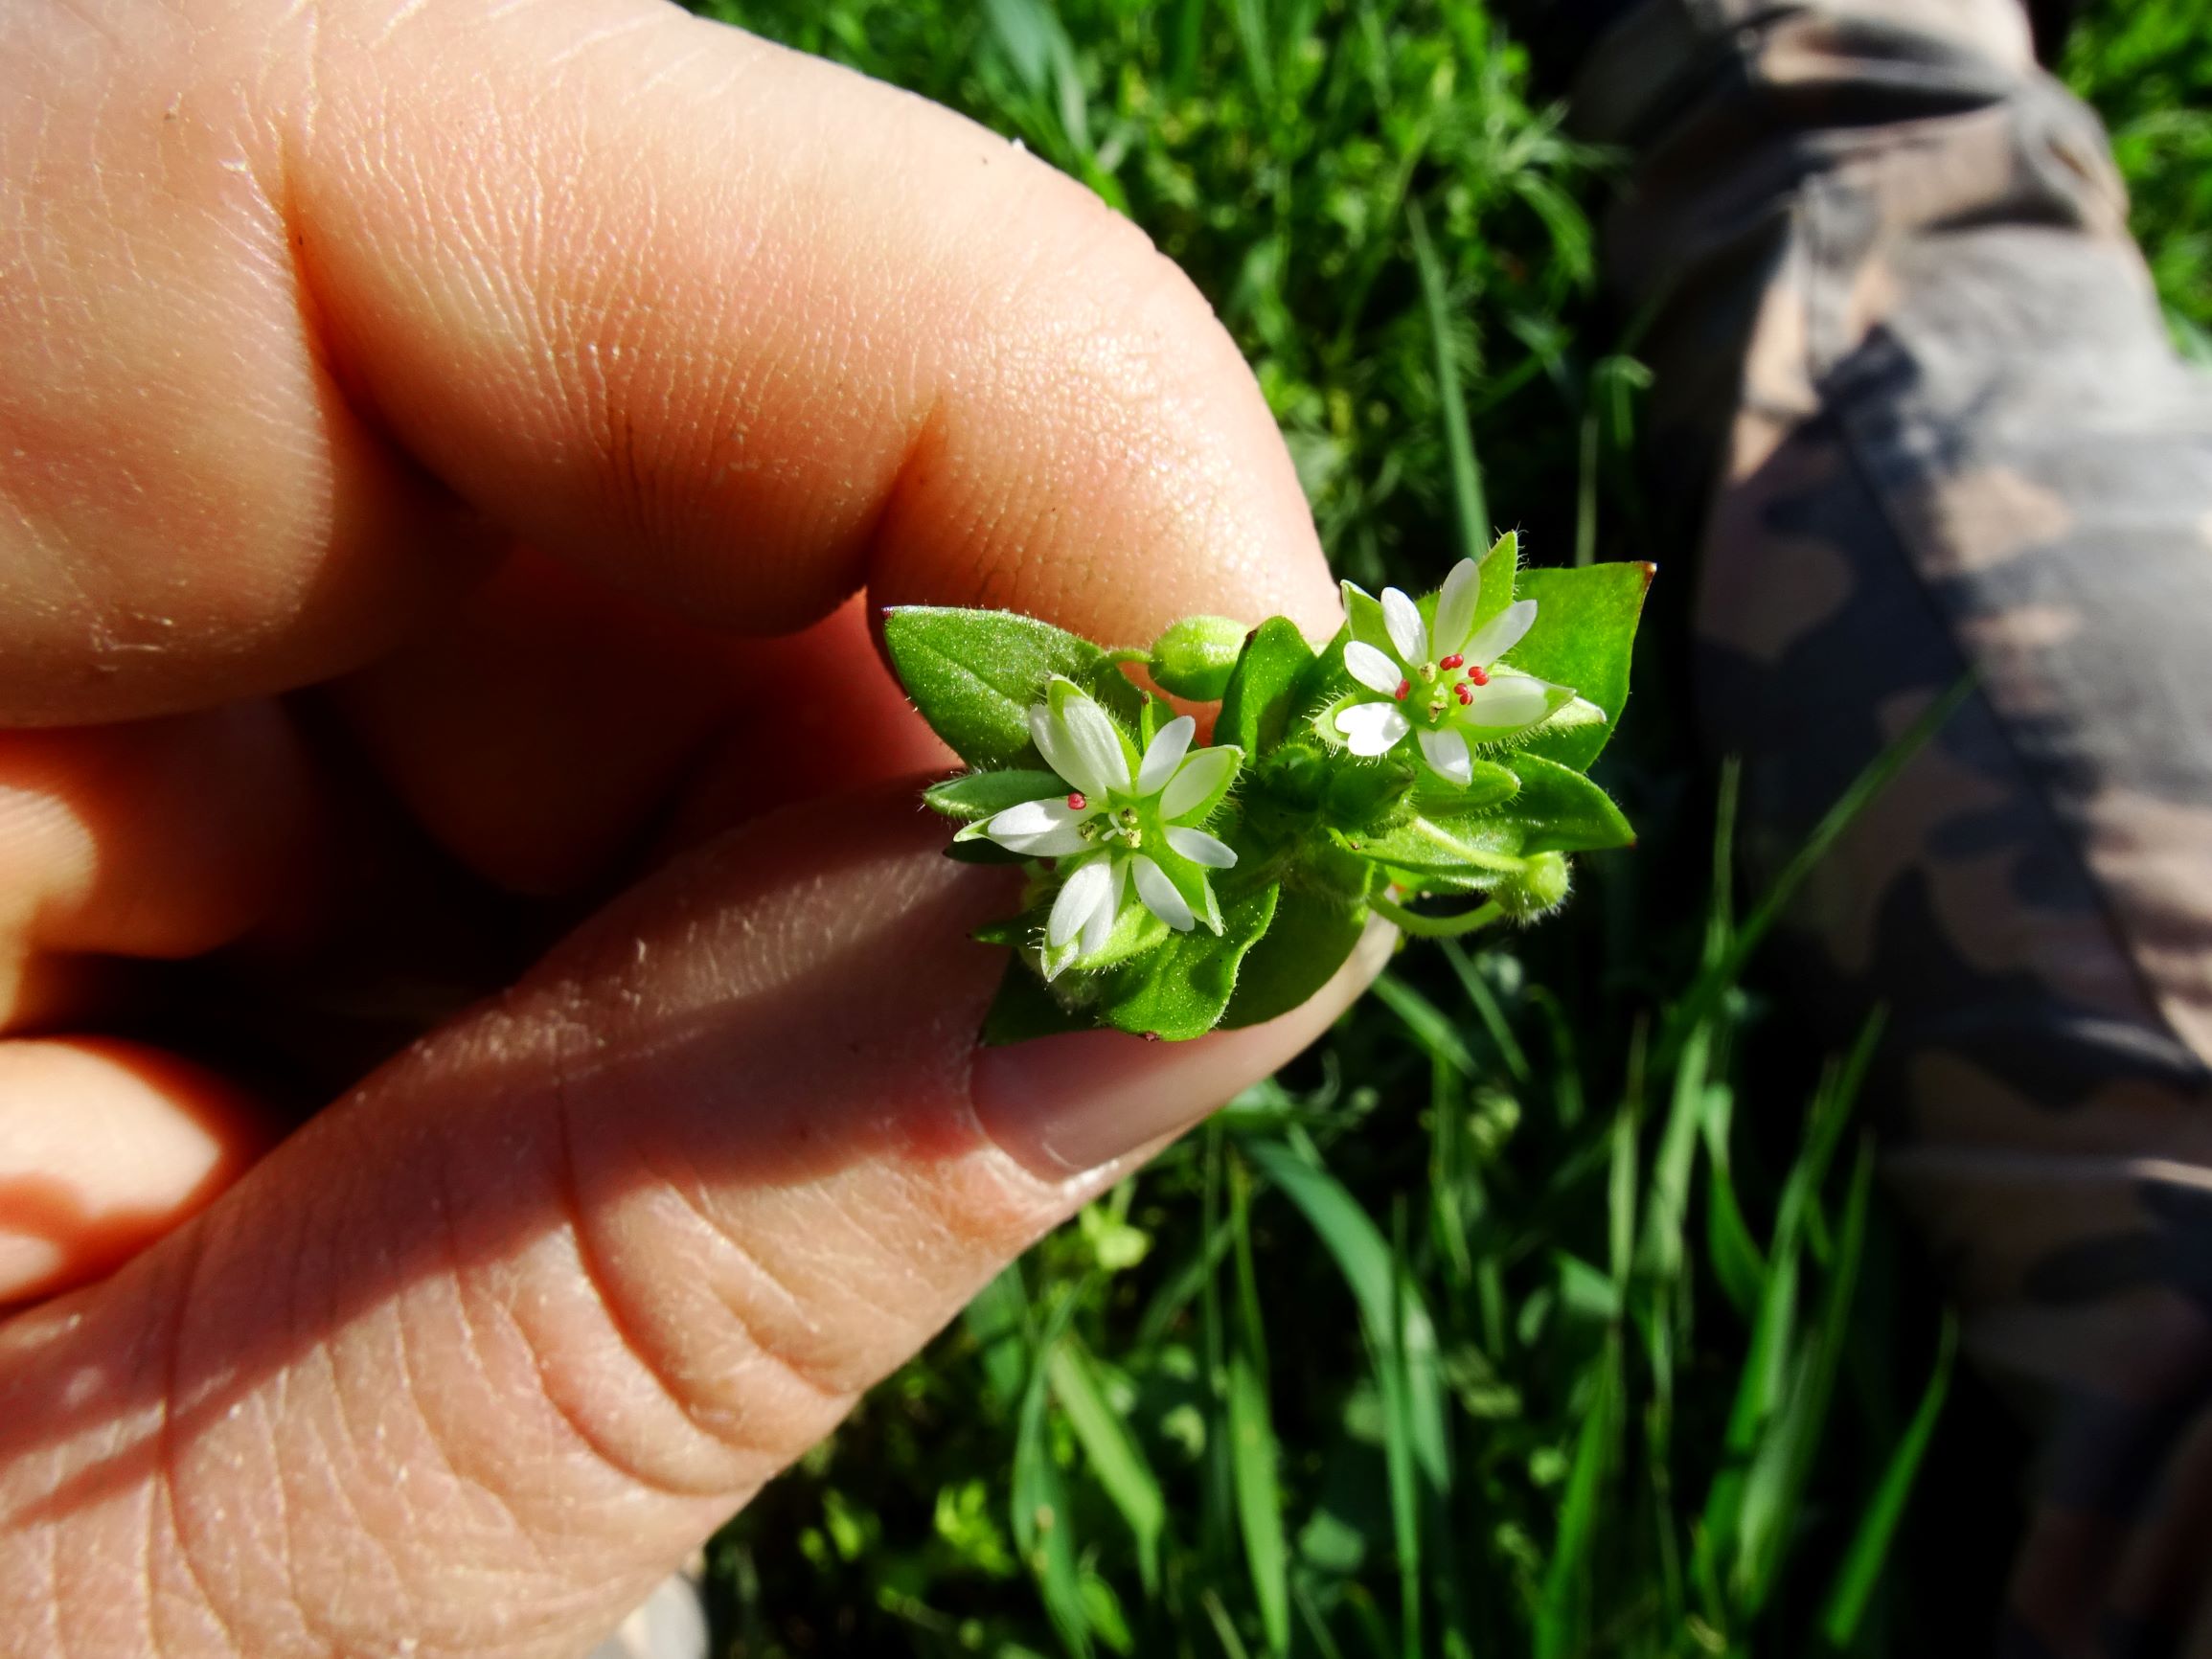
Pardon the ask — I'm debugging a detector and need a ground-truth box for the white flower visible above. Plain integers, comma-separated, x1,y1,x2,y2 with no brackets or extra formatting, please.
958,678,1241,977
1332,557,1590,785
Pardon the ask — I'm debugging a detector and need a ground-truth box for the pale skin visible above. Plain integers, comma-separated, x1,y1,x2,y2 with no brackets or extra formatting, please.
0,2,1383,1653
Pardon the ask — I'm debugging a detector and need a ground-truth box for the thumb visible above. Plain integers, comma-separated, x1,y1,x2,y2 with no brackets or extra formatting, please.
0,784,1383,1659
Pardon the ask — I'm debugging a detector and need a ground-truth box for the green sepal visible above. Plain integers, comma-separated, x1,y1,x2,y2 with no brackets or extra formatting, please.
1408,759,1520,815
926,769,1067,822
1503,562,1652,771
1470,529,1520,633
883,606,1146,770
944,838,1032,866
980,959,1098,1045
1338,580,1393,654
1321,755,1420,831
1218,617,1314,757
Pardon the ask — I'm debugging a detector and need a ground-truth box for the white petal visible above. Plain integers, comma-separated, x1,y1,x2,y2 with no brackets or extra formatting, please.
981,796,1091,855
1334,701,1411,757
985,798,1077,838
1343,640,1403,695
1381,586,1427,663
1165,825,1238,869
1161,745,1238,818
994,825,1091,856
1080,860,1125,961
1432,558,1480,658
1457,675,1554,731
1035,687,1130,798
1137,715,1196,794
1048,859,1115,948
1417,726,1473,784
1130,854,1194,932
1461,598,1538,668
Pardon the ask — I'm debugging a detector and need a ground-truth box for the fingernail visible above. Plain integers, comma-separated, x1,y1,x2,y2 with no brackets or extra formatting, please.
969,917,1395,1178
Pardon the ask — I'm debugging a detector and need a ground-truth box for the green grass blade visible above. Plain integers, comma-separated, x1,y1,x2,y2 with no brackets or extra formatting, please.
1372,973,1480,1079
1667,674,1976,1056
1048,1335,1168,1597
1536,1338,1622,1659
1407,200,1490,560
1440,942,1533,1086
1733,1140,1876,1611
1228,1353,1290,1655
1818,1316,1958,1649
1229,1155,1291,1655
1014,1285,1094,1657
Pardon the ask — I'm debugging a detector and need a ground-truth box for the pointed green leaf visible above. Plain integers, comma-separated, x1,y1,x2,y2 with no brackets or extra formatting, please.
1504,562,1652,770
1095,884,1280,1039
1500,754,1636,854
1220,617,1317,756
884,606,1144,770
1220,854,1370,1029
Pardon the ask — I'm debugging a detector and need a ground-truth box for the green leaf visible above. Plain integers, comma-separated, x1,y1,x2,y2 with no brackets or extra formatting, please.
1219,618,1315,756
1150,615,1249,701
981,958,1100,1045
926,769,1067,821
1095,885,1280,1040
1499,755,1636,854
884,606,1145,770
1504,562,1653,770
1220,851,1370,1029
1350,809,1521,878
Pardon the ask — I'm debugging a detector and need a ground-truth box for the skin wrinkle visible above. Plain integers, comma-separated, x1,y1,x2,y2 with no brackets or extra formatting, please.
148,1231,253,1659
413,1148,562,1566
548,1047,848,1493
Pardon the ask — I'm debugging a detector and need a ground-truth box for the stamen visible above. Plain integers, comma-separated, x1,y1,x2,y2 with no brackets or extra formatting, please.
1418,662,1437,683
1468,665,1490,687
1454,682,1473,705
1393,679,1410,702
1066,792,1086,810
1439,654,1463,670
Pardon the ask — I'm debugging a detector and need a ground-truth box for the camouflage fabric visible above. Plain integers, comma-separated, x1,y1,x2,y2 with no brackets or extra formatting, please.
1567,1,2212,1652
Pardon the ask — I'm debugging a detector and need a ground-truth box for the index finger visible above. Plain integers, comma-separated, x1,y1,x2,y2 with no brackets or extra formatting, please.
0,0,1336,722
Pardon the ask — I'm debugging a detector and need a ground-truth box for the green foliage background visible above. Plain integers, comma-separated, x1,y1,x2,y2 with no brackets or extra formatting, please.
664,3,2203,1653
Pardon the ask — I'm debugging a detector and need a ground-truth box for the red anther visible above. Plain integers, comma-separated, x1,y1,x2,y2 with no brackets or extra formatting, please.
1066,792,1087,810
1455,682,1474,705
1394,679,1411,701
1467,665,1491,687
1439,654,1464,670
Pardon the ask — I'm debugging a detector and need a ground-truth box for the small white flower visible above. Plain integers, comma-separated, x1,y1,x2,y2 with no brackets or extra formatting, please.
960,679,1242,977
1333,557,1590,784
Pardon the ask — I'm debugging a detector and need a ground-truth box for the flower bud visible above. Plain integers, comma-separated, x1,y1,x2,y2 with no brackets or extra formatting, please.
1493,852,1572,920
1148,615,1248,701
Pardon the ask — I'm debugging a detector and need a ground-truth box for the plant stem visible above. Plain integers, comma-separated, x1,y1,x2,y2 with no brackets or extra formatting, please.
1369,896,1504,939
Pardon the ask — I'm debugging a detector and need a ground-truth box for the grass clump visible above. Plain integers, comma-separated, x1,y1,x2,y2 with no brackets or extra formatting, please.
673,1,2201,1652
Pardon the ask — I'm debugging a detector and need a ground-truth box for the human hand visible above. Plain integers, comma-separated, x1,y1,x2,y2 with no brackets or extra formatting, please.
0,2,1379,1651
